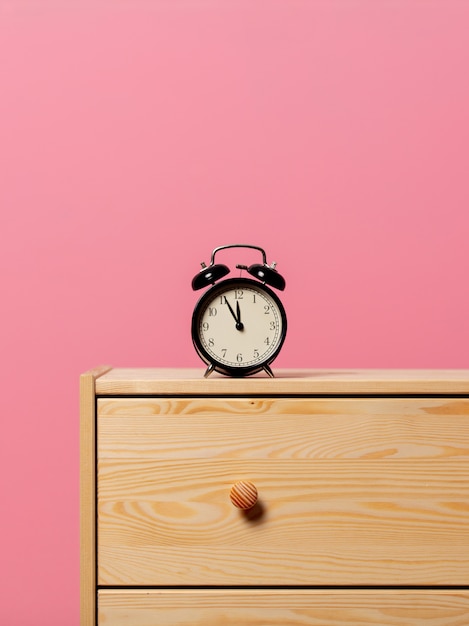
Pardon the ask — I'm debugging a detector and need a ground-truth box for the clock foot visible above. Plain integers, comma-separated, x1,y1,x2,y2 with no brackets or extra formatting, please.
204,364,215,378
263,365,274,378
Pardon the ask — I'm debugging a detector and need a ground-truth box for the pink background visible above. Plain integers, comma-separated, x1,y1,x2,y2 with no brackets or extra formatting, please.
1,1,468,623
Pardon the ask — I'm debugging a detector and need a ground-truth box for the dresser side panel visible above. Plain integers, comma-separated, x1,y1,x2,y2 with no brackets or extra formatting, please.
80,367,112,626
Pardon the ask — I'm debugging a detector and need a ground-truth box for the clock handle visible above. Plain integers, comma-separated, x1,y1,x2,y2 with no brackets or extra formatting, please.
210,244,268,266
212,244,286,290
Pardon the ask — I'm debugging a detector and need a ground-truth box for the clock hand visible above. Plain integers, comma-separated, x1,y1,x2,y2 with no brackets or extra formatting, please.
235,300,244,331
224,296,237,322
224,297,244,331
235,301,244,331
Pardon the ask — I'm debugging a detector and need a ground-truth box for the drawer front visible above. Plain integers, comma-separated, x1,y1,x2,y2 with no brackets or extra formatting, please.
98,589,469,625
97,397,469,586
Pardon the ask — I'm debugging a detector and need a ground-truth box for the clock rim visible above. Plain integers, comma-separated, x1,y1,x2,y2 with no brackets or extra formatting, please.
191,277,287,377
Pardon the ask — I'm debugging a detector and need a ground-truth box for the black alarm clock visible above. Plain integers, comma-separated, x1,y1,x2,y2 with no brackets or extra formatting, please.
191,244,287,378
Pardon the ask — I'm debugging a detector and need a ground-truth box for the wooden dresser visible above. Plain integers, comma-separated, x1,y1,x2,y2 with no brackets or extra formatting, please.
81,367,469,625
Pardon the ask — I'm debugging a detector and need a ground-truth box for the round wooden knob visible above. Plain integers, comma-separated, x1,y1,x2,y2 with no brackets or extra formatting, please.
230,480,258,510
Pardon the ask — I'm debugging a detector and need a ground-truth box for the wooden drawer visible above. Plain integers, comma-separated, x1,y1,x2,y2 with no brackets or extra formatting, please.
98,589,469,625
97,397,469,587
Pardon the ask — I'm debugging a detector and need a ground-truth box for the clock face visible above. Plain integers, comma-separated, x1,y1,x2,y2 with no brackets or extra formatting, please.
192,277,287,376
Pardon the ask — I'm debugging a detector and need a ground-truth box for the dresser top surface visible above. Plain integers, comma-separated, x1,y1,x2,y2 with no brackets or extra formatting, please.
90,368,469,395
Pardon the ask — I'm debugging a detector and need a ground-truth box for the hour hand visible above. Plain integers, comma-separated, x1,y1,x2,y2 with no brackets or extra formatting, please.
224,297,244,331
235,300,244,330
236,301,242,325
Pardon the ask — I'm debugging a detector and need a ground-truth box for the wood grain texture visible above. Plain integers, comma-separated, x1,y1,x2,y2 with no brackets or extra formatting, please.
80,366,112,626
98,589,469,626
97,398,469,586
98,459,469,586
98,398,469,459
95,368,469,395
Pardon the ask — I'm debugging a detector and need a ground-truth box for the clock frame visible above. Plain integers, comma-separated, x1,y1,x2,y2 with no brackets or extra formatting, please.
191,245,287,378
191,277,287,378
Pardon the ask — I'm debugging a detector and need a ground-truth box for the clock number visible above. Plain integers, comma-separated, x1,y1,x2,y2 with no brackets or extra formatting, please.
235,290,244,300
269,321,276,330
237,353,243,362
264,337,270,346
208,307,217,317
202,322,209,331
208,338,215,347
264,305,270,314
254,349,259,358
222,349,227,358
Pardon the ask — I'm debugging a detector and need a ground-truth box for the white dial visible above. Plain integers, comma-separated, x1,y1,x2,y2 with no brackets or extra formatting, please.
192,278,287,376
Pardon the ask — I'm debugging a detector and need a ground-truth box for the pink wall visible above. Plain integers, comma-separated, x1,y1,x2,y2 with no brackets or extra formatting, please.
1,1,468,623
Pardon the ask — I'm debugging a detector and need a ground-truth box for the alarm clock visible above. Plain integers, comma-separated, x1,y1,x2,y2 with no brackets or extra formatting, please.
191,244,287,378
